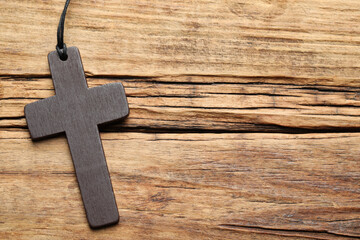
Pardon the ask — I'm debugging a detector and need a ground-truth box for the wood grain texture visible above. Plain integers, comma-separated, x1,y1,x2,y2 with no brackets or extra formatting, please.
1,129,360,240
2,76,360,132
1,0,360,83
0,0,360,239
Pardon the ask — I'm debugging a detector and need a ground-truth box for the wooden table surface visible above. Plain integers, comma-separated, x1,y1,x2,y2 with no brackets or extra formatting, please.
1,0,360,239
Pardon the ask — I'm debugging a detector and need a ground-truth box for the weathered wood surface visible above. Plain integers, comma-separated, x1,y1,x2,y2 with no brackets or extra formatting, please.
2,76,360,132
1,0,360,239
1,0,360,82
1,129,360,239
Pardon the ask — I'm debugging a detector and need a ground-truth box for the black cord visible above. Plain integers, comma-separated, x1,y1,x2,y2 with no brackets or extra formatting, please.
56,0,71,60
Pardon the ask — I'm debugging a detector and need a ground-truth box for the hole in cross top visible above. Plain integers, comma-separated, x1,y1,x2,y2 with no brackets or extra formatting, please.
59,54,68,61
56,44,68,61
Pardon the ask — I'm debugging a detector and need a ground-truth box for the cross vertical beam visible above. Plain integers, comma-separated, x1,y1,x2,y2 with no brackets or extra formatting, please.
66,123,118,228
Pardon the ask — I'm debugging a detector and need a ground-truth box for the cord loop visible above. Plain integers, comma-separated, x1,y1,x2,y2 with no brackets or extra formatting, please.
56,43,68,61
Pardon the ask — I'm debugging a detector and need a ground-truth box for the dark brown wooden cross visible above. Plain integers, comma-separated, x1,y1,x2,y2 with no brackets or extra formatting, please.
24,47,129,228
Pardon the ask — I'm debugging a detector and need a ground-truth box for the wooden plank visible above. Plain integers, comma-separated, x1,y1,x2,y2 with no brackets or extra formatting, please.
1,76,360,132
0,129,359,239
1,0,360,86
1,0,360,239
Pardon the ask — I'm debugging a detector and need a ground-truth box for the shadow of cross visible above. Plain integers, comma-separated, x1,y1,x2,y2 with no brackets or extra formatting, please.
24,47,129,228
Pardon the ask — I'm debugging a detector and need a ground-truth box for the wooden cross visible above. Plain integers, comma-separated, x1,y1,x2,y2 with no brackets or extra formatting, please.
24,47,129,228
